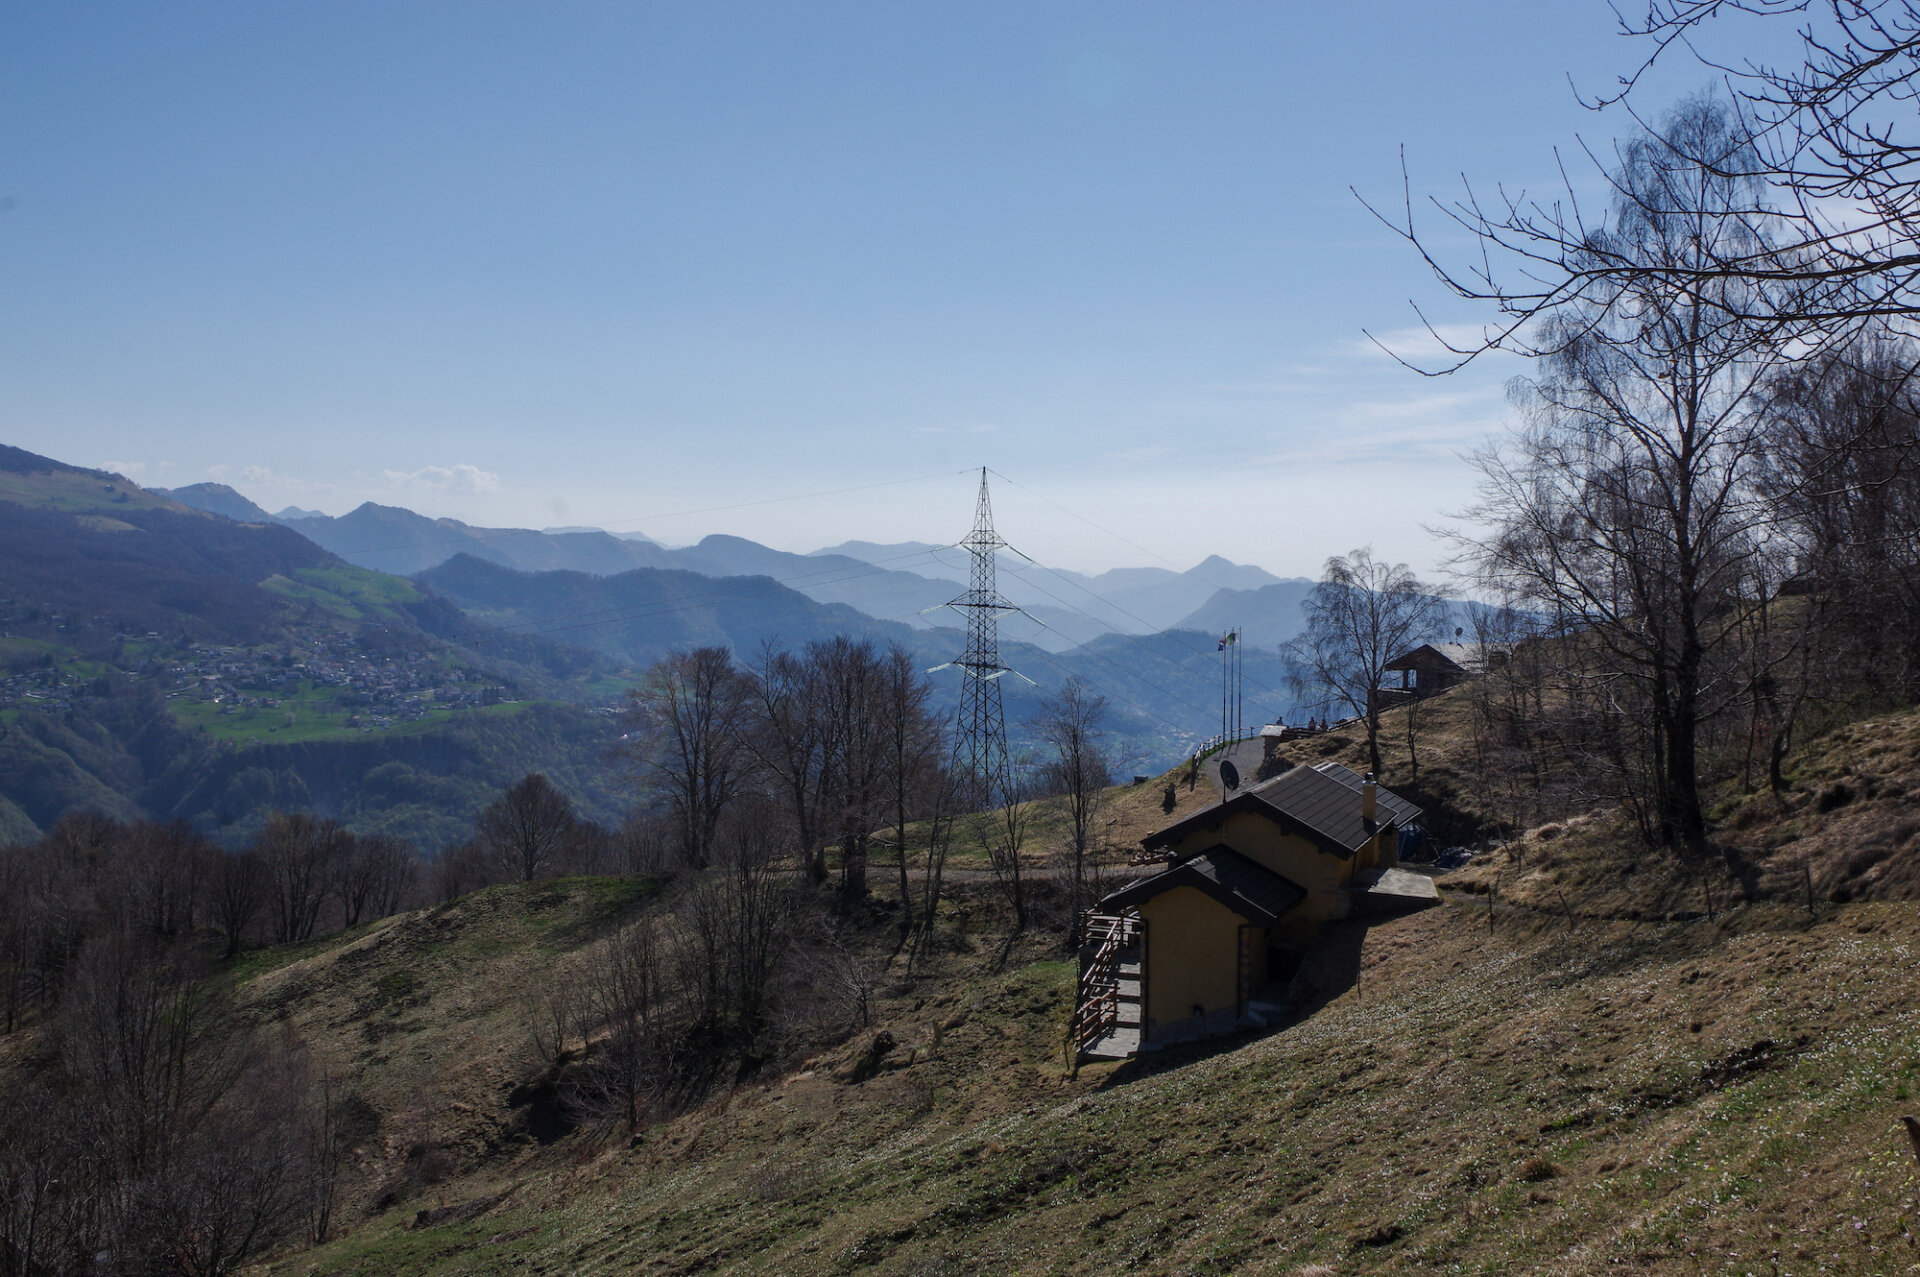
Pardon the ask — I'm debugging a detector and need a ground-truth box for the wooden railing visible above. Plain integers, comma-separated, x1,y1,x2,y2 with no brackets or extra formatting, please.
1071,912,1137,1056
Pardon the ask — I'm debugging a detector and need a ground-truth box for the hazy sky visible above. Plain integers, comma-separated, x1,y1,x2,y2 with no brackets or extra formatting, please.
1,3,1752,576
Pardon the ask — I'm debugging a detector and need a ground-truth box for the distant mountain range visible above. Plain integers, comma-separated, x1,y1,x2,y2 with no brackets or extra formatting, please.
3,450,632,847
156,484,1318,653
417,553,1298,770
0,451,1326,844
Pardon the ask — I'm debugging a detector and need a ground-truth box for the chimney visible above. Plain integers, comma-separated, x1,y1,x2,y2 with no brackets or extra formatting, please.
1362,772,1378,824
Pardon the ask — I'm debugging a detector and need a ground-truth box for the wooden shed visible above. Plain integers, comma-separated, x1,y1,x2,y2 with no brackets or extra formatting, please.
1376,641,1509,709
1072,762,1427,1058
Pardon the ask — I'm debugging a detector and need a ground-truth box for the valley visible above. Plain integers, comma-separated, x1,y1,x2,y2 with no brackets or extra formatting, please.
2,446,1317,849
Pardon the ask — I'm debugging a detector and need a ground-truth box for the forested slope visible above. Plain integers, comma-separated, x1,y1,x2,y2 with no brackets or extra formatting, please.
0,445,631,845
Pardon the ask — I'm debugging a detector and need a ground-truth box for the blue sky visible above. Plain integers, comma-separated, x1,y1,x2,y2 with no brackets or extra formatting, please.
0,3,1751,576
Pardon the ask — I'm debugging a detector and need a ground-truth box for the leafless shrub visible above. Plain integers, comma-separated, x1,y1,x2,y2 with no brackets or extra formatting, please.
566,920,667,1136
0,927,327,1275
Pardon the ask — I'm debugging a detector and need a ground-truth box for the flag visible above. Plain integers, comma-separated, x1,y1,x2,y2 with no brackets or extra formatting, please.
1218,631,1237,650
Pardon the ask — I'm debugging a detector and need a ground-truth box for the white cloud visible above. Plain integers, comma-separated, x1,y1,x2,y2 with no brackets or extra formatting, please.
102,459,172,482
1352,323,1526,369
382,464,503,495
203,463,332,494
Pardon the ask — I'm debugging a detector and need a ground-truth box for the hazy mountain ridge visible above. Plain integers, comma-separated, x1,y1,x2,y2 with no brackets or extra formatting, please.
413,554,925,672
158,485,1299,652
413,554,1301,769
1172,579,1323,651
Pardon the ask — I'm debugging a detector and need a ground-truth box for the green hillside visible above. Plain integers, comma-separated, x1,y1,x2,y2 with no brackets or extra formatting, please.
0,445,633,844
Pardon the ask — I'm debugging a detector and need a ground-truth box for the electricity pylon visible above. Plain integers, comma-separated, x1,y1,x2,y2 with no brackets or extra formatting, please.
934,468,1022,807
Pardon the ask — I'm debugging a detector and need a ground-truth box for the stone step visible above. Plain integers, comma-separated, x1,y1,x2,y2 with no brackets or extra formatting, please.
1079,1025,1140,1060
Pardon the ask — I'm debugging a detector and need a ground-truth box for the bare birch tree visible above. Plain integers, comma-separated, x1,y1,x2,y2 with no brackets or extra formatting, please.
1460,98,1786,855
1032,676,1112,944
1283,547,1449,777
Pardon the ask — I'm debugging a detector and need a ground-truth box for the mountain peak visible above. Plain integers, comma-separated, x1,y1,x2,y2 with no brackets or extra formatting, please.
1190,555,1284,588
149,482,277,523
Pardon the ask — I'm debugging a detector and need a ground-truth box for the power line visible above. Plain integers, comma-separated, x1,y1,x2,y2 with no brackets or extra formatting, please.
996,539,1288,704
984,466,1314,641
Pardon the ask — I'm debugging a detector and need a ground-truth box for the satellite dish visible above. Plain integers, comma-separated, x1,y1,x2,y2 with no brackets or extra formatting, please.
1220,760,1241,791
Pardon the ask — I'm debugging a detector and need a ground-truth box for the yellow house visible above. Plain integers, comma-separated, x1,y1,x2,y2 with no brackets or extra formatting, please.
1075,762,1422,1055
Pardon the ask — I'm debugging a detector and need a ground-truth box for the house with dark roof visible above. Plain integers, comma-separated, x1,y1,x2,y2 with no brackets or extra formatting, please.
1072,762,1428,1058
1374,641,1510,713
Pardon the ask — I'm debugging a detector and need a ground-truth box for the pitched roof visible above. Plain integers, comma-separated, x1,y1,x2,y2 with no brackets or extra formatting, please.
1290,759,1422,827
1141,761,1421,859
1383,642,1509,675
1096,847,1307,926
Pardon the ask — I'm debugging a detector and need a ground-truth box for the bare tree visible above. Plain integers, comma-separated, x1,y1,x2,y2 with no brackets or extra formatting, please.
211,848,267,960
116,820,216,939
1599,3,1920,329
911,722,967,968
560,820,614,877
433,838,494,904
614,812,675,876
882,644,940,922
255,811,350,944
337,832,414,927
1458,99,1787,856
812,637,894,902
58,930,249,1177
625,648,755,871
746,644,832,882
477,773,576,884
365,834,420,919
971,760,1034,934
1758,339,1920,695
569,921,664,1136
1032,677,1112,944
1283,547,1450,777
40,928,314,1274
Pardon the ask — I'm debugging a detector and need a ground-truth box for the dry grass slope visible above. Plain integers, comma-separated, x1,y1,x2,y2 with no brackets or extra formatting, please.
255,895,1920,1276
234,697,1920,1276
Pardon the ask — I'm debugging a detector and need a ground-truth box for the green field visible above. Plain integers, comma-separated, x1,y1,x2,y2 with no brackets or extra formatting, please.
170,685,531,744
258,564,431,624
579,671,646,702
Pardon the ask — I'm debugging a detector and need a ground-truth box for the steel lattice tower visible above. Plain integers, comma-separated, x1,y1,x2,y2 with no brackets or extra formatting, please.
947,469,1018,806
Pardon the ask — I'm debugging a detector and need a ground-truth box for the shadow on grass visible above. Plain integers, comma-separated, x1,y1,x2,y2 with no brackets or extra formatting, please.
1090,918,1377,1091
539,874,669,950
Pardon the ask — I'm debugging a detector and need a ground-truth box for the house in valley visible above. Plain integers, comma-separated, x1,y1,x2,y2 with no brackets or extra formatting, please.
1072,761,1434,1059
